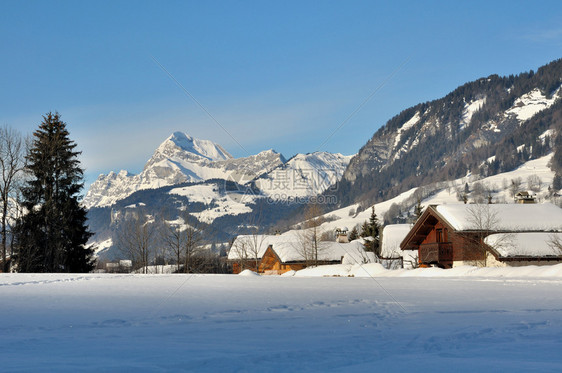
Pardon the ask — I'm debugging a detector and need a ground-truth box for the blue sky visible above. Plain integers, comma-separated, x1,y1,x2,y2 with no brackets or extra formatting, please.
2,0,562,187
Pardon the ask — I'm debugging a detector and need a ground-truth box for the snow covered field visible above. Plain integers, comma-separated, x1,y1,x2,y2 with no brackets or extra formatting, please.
2,270,562,372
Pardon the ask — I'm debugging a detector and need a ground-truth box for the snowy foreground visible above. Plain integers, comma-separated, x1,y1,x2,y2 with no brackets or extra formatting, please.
2,267,562,372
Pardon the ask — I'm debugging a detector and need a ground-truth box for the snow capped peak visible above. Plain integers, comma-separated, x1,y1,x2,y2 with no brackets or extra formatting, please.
257,149,280,156
117,170,131,177
157,132,233,163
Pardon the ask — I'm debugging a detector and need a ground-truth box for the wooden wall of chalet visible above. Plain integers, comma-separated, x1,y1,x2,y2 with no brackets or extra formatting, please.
232,262,242,274
449,232,486,264
418,220,485,268
232,261,260,274
420,221,448,245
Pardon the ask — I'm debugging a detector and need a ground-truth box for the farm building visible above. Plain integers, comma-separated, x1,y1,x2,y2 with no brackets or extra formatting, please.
400,203,562,268
228,231,374,274
380,224,418,268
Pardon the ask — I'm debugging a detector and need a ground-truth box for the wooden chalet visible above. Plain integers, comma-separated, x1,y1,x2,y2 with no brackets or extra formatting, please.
258,246,311,275
400,203,562,268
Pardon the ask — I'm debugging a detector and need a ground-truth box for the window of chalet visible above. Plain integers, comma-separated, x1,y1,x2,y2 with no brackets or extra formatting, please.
436,229,443,243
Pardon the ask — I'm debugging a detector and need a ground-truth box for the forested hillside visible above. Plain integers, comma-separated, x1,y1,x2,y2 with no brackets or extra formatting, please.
334,58,562,207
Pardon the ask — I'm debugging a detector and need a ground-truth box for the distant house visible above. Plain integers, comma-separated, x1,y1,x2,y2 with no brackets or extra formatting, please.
228,232,374,274
515,191,536,204
400,203,562,268
335,227,349,243
105,260,133,273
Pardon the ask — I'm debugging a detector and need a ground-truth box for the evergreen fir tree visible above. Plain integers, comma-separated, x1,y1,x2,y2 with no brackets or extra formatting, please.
360,207,380,255
348,226,359,241
15,113,94,272
554,173,562,191
414,198,424,221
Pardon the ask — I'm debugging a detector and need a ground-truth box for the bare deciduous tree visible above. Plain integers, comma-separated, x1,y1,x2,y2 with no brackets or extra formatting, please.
116,209,156,274
229,208,265,272
181,220,205,273
548,233,562,254
471,182,486,203
161,216,186,273
294,203,326,266
230,233,265,272
230,236,252,273
0,126,25,272
527,175,542,193
510,177,523,198
465,204,512,266
244,209,266,272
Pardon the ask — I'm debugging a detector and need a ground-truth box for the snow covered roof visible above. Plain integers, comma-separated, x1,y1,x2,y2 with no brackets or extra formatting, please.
228,234,278,260
485,233,562,258
271,240,369,263
435,203,562,232
381,224,412,257
228,232,371,264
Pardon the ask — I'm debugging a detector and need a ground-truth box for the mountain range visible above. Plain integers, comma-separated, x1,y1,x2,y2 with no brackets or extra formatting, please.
85,132,352,258
86,58,562,259
84,131,351,209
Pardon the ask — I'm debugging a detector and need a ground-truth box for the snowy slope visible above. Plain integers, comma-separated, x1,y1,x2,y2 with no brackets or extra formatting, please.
392,111,421,149
460,97,486,131
505,87,560,122
169,183,258,224
312,153,558,235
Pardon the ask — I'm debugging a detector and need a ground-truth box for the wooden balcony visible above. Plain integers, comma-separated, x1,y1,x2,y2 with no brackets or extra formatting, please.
419,242,453,263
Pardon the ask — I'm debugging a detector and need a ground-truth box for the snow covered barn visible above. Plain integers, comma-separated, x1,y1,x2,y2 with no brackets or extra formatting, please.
400,203,562,268
381,224,418,269
228,232,374,274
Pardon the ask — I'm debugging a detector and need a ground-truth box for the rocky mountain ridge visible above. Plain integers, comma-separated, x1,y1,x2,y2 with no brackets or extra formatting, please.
84,132,351,209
